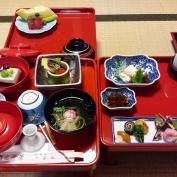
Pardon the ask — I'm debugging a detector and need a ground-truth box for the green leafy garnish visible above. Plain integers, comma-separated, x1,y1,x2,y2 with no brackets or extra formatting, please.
155,115,163,123
116,75,122,81
53,106,65,113
115,61,124,80
134,125,144,143
76,117,86,129
116,61,123,68
171,120,177,130
1,70,9,78
52,58,61,64
132,68,143,83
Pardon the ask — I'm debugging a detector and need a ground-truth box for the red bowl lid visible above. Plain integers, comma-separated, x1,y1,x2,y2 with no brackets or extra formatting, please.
0,56,30,93
0,44,40,57
0,101,23,147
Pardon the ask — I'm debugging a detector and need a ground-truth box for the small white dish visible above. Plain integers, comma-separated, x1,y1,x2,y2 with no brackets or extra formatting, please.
15,16,57,34
20,124,45,152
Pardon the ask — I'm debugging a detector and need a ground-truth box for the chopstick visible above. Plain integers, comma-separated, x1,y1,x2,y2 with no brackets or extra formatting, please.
44,121,56,145
39,124,73,163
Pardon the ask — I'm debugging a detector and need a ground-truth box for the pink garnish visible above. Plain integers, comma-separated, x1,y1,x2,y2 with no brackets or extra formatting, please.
63,109,76,120
163,128,177,143
165,116,173,122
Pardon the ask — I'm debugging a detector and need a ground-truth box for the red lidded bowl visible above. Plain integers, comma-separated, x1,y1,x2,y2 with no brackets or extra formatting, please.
0,44,40,66
0,101,23,152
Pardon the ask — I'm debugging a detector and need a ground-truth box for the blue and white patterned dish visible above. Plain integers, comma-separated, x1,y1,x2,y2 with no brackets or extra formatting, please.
15,16,57,34
100,87,137,110
104,54,160,87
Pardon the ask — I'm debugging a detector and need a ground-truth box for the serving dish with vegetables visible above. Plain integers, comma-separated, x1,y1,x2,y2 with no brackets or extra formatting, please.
104,54,160,87
112,115,177,144
35,54,81,89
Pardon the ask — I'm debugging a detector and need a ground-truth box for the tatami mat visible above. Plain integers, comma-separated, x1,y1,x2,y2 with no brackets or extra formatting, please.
1,0,177,16
0,21,176,57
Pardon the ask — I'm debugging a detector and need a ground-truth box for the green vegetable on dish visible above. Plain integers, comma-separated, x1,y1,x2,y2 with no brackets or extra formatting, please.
116,75,122,81
116,61,123,68
132,68,143,83
171,120,177,130
115,61,124,80
133,124,144,143
53,106,65,113
0,68,14,78
51,58,61,64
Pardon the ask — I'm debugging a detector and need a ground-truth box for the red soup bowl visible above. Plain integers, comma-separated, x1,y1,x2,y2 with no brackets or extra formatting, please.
0,101,23,152
0,56,29,94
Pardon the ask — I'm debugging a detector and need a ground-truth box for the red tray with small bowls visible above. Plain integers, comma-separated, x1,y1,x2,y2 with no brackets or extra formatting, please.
0,8,99,174
171,32,177,51
0,58,99,173
98,56,177,153
5,8,96,60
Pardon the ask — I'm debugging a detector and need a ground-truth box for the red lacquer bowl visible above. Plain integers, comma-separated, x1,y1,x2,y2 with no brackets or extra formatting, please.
0,101,23,152
0,56,29,93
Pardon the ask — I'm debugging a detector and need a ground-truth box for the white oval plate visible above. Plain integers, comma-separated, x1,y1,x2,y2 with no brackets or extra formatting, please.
15,16,57,34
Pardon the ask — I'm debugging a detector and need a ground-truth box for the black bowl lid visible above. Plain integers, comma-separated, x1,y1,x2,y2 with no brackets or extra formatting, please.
64,38,89,53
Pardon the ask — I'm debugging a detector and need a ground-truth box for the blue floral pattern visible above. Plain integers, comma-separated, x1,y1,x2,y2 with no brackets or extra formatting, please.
100,87,137,110
104,54,160,86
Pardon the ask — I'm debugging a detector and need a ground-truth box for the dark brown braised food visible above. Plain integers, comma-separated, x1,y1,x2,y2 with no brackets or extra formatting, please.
106,92,129,107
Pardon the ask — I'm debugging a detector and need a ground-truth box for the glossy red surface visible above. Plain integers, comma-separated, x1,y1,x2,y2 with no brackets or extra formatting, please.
171,32,177,51
1,59,99,172
5,8,96,59
0,8,99,172
0,56,29,94
0,101,23,152
0,45,41,57
98,56,177,151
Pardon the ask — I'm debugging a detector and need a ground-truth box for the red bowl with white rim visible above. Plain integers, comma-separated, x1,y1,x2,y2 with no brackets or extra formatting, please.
0,101,23,152
0,56,29,93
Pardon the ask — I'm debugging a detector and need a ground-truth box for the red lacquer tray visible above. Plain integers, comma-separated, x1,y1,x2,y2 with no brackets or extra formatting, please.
98,56,177,152
0,58,99,173
171,32,177,51
5,8,96,59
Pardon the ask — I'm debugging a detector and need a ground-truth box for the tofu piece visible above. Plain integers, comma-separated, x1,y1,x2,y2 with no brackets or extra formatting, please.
123,65,137,77
0,68,21,84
